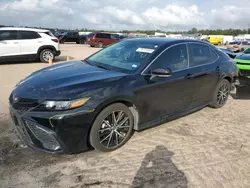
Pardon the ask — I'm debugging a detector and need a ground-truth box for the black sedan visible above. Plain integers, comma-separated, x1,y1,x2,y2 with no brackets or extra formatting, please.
9,38,238,154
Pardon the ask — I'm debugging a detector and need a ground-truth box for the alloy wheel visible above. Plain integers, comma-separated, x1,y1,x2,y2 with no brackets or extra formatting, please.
98,110,131,149
42,51,53,62
217,82,229,105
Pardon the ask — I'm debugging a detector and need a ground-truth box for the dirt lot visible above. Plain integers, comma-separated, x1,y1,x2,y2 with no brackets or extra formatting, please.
1,44,250,188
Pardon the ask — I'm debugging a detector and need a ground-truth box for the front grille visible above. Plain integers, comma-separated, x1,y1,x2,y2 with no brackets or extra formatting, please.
11,114,33,143
25,121,61,151
239,69,250,76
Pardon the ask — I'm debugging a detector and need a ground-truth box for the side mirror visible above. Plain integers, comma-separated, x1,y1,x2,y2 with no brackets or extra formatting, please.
151,68,172,77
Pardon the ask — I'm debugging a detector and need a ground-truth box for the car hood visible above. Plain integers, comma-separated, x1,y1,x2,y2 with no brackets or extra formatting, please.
235,54,250,61
12,61,127,100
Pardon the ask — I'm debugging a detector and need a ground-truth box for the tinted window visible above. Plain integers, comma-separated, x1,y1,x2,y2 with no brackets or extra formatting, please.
96,33,110,39
0,30,18,40
96,33,102,38
19,31,41,39
111,34,119,39
244,48,250,54
86,40,161,73
242,41,249,45
188,43,218,67
149,44,188,72
67,32,78,36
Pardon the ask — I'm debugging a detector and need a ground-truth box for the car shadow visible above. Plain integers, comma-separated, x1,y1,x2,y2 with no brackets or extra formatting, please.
131,145,188,188
230,86,250,100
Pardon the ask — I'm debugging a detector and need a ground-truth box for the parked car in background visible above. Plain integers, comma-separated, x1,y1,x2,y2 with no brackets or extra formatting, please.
218,47,238,59
9,38,238,154
58,31,87,44
227,41,250,52
0,27,60,63
87,32,120,47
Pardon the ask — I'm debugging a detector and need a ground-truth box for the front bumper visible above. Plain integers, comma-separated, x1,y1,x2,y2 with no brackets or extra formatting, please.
235,61,250,86
9,104,95,154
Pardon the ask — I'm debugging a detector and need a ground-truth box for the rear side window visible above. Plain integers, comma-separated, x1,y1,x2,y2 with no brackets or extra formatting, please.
19,31,41,39
44,31,55,37
0,30,18,40
188,43,218,67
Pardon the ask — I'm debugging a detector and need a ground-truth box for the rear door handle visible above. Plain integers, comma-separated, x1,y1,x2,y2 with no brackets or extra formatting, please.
216,66,220,72
13,42,19,44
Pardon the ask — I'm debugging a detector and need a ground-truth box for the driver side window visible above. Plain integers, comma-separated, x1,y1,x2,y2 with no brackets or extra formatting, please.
147,44,188,73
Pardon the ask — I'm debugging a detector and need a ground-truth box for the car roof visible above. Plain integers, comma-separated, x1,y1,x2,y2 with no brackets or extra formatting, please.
0,27,50,33
122,37,205,45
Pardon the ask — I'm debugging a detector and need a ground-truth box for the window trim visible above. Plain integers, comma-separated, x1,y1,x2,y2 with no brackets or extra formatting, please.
141,41,219,75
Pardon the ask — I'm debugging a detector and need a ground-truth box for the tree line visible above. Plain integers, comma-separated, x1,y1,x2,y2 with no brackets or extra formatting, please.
1,25,250,36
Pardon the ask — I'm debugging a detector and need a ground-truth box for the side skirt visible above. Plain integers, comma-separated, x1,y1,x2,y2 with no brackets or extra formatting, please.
137,103,208,131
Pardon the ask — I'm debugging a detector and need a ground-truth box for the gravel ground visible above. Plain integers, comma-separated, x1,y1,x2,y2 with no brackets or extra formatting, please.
0,44,250,188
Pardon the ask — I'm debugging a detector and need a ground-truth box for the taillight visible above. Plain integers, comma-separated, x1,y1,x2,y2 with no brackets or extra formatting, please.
51,39,59,43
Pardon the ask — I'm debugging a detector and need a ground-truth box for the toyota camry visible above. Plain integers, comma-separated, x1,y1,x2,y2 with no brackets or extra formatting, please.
9,38,238,154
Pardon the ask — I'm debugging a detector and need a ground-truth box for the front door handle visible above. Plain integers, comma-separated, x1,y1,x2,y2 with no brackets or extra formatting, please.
185,73,192,79
13,42,19,44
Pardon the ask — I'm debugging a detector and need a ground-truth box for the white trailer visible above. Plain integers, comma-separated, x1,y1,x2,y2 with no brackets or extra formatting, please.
223,36,234,44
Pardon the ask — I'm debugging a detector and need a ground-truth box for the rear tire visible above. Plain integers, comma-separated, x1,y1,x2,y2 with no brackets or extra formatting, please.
96,42,103,48
209,79,230,108
80,39,86,44
39,49,55,63
90,103,134,152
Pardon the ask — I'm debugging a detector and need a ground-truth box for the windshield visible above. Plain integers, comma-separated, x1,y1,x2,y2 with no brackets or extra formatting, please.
244,48,250,54
85,40,161,73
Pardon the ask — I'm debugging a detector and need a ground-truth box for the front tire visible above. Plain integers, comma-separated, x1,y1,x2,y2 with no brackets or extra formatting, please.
90,103,134,152
39,49,55,63
209,79,230,108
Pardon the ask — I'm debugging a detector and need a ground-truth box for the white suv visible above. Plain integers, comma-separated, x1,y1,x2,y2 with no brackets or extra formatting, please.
0,27,61,63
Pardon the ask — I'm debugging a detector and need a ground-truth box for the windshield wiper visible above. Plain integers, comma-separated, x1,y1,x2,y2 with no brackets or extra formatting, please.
94,64,111,70
83,60,111,71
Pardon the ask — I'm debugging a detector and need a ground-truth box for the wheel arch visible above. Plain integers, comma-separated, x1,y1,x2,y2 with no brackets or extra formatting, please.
92,96,139,131
219,72,236,83
37,45,56,57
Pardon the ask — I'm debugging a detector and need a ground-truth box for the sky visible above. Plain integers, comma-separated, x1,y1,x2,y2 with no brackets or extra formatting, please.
0,0,250,31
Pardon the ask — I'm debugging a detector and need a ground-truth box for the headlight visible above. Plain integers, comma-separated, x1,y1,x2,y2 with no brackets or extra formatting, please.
42,98,90,110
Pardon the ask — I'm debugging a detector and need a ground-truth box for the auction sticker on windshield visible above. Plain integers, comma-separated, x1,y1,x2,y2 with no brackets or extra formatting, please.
136,48,155,53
